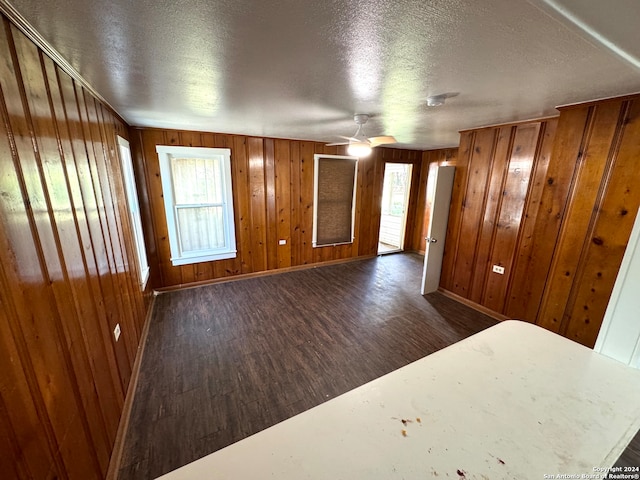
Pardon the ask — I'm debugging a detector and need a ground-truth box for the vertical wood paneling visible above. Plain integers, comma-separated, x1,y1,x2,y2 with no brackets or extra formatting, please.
78,87,134,380
411,152,432,253
264,138,278,270
290,141,302,266
482,123,541,312
1,14,150,479
0,228,55,480
402,150,420,248
299,141,315,263
504,118,560,320
130,128,159,288
0,392,24,479
134,128,425,288
21,35,117,470
3,21,99,477
43,64,123,450
233,135,252,274
274,139,292,268
405,148,458,254
468,126,513,303
94,97,143,350
537,101,624,333
449,129,497,297
561,99,640,346
145,129,180,286
440,134,473,292
358,148,376,256
56,63,127,407
441,118,557,320
441,96,640,348
248,137,268,271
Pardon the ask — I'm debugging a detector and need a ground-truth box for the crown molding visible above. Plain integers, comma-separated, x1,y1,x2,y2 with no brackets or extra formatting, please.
0,0,126,123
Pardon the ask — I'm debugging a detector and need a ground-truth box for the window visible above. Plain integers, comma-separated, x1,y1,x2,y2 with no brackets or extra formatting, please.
117,136,150,289
156,146,236,266
312,154,358,247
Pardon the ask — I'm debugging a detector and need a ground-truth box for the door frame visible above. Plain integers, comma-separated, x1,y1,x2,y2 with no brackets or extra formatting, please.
378,162,413,253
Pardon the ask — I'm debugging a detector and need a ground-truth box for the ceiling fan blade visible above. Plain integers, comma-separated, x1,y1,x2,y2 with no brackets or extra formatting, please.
368,136,397,147
326,141,350,146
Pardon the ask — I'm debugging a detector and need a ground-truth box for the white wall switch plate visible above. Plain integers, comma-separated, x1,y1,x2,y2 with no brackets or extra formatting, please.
114,323,121,341
492,265,505,275
279,239,287,245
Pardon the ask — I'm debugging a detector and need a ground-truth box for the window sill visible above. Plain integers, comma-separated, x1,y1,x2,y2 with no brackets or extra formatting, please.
170,251,237,266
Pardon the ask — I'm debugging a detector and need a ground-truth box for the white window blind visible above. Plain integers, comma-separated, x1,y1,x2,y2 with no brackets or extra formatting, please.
156,146,236,266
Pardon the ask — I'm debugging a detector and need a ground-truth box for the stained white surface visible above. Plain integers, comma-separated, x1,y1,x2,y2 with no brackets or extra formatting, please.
3,0,640,149
595,208,640,369
158,321,640,479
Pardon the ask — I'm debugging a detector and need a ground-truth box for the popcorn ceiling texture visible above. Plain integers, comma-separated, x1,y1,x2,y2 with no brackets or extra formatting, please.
6,0,639,149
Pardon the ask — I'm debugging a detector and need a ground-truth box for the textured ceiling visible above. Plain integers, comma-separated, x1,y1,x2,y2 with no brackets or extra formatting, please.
3,0,640,150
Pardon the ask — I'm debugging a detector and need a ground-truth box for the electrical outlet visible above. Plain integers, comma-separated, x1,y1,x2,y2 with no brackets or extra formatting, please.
114,323,121,341
492,265,505,275
278,239,287,245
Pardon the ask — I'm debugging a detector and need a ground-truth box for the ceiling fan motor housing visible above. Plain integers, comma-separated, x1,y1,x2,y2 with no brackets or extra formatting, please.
353,114,369,125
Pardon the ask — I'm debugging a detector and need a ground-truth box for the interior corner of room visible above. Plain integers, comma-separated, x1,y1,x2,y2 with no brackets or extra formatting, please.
1,0,640,478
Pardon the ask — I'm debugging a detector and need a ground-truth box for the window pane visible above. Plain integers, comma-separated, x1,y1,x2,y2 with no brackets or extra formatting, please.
176,206,225,253
157,146,236,265
119,136,150,288
171,156,223,204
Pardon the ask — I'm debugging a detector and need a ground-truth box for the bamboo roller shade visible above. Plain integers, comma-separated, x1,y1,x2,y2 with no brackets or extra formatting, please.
316,157,356,246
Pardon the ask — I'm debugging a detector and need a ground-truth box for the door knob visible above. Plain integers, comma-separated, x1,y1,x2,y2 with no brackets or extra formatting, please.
425,237,438,243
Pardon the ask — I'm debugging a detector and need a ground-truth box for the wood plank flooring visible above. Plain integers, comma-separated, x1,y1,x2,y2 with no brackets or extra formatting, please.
117,252,640,478
117,253,497,478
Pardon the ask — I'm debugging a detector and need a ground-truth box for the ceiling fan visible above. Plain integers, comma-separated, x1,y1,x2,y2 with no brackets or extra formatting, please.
327,114,397,157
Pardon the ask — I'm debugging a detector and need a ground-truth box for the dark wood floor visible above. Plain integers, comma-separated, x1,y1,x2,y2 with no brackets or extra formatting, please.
117,253,498,478
612,429,640,472
118,252,640,479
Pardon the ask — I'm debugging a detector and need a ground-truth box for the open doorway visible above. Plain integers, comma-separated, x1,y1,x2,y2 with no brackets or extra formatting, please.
378,163,413,254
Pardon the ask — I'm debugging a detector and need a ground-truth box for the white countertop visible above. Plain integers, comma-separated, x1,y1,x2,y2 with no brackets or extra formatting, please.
158,320,640,479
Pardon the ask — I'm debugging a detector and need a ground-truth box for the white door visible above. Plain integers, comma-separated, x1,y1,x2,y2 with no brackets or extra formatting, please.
421,165,455,295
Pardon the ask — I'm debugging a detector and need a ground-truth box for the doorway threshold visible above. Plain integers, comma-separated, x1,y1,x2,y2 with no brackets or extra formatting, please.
378,242,401,255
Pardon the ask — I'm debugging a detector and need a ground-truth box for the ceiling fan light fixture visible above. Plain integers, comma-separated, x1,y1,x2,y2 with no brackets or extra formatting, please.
348,141,372,157
427,94,447,107
326,113,396,153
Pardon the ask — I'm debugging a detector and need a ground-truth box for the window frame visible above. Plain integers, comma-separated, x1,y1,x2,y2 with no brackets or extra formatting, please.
312,154,359,248
155,145,236,266
117,136,150,289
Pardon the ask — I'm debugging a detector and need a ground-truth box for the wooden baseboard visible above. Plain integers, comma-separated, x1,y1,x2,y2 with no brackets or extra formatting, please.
106,295,157,480
154,255,378,294
437,288,510,322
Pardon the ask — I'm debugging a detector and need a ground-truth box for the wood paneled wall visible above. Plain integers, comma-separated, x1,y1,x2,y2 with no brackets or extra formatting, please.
536,97,640,347
410,148,459,254
131,128,424,288
0,16,150,479
440,95,640,347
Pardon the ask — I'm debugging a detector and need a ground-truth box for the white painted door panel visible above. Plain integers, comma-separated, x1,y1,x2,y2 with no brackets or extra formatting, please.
421,166,455,295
